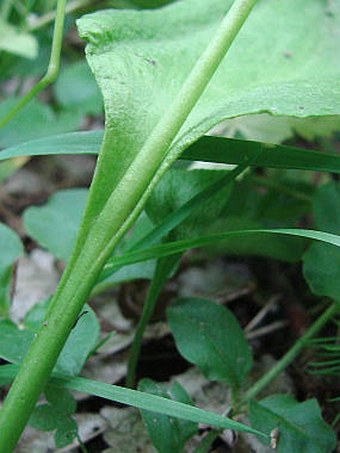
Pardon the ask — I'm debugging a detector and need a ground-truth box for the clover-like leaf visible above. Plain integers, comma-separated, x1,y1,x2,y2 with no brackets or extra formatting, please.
138,378,197,453
249,394,336,453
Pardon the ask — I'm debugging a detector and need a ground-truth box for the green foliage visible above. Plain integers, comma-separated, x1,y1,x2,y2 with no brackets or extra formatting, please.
54,61,103,115
138,378,197,453
303,182,340,299
0,98,81,148
0,22,38,59
104,228,340,272
307,334,340,377
75,0,340,239
0,0,339,450
0,363,265,437
167,298,252,389
0,223,23,316
249,394,337,453
146,168,234,239
24,189,89,261
1,131,339,174
29,386,78,448
0,301,99,376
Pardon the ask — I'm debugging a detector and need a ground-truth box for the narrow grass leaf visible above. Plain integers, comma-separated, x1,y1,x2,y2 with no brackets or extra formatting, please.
0,365,267,437
104,229,340,271
138,379,198,453
1,132,339,174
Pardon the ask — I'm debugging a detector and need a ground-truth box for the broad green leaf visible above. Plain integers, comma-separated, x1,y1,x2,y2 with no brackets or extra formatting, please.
45,385,77,415
146,168,234,239
249,394,336,453
145,169,308,262
54,417,78,448
0,301,99,376
23,189,89,261
76,0,340,224
0,98,81,148
0,364,267,437
0,320,33,363
0,223,23,316
138,379,197,453
29,387,78,448
54,61,103,115
0,22,38,59
167,298,252,388
1,131,340,175
29,405,57,431
103,228,340,272
303,182,340,299
24,301,100,376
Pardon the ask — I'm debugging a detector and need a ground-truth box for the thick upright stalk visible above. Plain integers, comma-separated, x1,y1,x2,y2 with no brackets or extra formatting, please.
0,1,258,450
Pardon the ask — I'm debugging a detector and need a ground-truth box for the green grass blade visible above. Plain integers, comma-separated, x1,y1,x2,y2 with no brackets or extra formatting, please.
0,365,267,438
104,229,340,272
183,135,340,173
1,132,339,173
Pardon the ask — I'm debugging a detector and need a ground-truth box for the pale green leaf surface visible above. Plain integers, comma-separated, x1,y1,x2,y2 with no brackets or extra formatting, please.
23,189,89,261
138,379,197,453
249,394,336,453
76,0,340,220
0,22,38,59
167,298,252,388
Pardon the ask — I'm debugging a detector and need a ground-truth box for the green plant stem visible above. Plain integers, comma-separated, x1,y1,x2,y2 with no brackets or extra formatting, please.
0,0,66,130
0,1,258,450
25,0,92,32
242,301,340,406
126,255,180,388
0,0,12,22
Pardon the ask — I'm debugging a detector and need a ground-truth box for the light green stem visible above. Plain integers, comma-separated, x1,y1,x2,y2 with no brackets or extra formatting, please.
243,301,340,405
0,0,66,129
0,1,258,450
126,254,180,388
25,0,92,32
0,0,12,22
